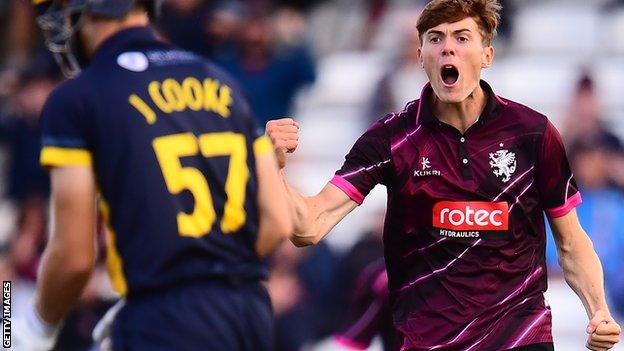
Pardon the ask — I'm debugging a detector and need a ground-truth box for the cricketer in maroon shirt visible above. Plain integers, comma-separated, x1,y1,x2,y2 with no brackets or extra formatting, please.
330,80,581,350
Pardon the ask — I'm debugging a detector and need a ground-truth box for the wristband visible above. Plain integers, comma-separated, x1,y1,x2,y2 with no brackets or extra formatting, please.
25,304,60,338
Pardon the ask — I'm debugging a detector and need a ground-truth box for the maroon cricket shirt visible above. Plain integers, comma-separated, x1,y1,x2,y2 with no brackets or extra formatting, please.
330,80,581,350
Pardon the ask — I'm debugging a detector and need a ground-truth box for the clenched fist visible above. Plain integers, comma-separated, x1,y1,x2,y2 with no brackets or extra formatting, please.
266,118,300,169
586,310,621,350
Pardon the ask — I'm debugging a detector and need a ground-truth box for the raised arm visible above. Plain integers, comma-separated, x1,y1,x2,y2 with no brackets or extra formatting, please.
548,209,621,350
266,118,358,246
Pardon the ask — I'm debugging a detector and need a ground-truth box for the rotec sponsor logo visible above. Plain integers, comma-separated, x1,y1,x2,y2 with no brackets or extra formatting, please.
433,201,509,231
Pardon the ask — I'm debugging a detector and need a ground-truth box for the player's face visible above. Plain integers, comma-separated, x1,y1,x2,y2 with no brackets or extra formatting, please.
418,17,494,103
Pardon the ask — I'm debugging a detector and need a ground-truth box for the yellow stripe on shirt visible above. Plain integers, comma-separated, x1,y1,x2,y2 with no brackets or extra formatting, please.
99,200,128,297
253,135,273,156
40,146,93,167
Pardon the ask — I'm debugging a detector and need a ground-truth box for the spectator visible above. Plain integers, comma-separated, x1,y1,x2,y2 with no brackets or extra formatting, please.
267,240,342,351
0,0,40,106
0,63,57,281
562,73,624,190
562,74,622,152
219,10,315,126
158,4,315,127
272,6,308,49
0,0,38,70
0,65,56,201
203,2,246,63
156,0,213,57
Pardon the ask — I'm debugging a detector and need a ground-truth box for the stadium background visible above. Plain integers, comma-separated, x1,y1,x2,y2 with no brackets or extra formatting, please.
0,0,623,349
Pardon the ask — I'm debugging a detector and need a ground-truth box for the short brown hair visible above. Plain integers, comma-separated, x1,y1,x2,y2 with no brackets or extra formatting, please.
416,0,502,46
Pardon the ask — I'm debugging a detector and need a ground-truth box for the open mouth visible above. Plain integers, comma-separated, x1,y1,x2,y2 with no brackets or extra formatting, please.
441,65,459,86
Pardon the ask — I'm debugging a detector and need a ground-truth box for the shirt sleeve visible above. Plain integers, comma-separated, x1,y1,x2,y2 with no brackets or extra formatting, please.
536,121,582,218
40,84,94,168
331,120,392,205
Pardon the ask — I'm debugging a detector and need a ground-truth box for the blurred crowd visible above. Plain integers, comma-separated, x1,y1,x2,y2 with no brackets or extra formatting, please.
0,0,622,350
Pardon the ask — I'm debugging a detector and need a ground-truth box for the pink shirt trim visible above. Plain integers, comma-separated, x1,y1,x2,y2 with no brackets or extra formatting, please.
330,175,365,205
334,335,370,350
545,192,582,218
495,94,509,106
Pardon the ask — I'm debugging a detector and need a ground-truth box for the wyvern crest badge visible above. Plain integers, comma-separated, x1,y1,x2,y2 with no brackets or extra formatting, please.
489,149,516,183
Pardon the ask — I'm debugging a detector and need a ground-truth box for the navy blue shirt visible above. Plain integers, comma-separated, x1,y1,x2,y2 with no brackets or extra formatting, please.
40,27,274,297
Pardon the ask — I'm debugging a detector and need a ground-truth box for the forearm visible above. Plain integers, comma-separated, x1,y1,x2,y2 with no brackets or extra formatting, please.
34,243,94,325
279,169,315,245
278,171,357,246
558,229,609,318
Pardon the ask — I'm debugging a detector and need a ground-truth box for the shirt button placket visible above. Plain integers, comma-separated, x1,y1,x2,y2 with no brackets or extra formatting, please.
459,136,472,179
